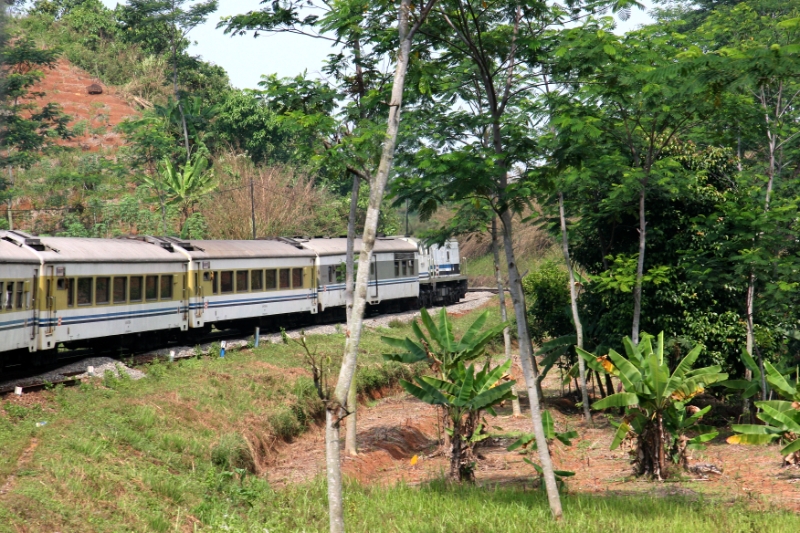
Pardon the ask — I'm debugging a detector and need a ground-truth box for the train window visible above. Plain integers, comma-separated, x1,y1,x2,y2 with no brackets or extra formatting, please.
409,260,415,275
279,269,290,289
402,261,408,276
328,265,336,284
220,271,234,293
160,275,173,300
77,278,92,306
0,282,4,310
370,262,375,275
212,272,218,294
66,278,74,307
446,251,450,262
57,279,66,290
394,261,400,277
113,277,127,304
5,282,13,310
251,270,263,291
15,283,23,309
96,277,110,305
236,271,249,292
145,276,158,301
265,269,277,290
292,268,303,288
203,272,211,282
130,276,143,302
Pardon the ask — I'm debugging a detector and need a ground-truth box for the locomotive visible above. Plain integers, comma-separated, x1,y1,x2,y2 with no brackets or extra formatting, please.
0,230,467,369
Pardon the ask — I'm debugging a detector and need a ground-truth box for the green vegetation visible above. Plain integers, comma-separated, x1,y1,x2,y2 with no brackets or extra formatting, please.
579,333,728,479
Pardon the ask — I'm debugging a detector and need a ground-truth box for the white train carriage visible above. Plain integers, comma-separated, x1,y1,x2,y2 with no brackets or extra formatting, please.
0,232,40,357
31,236,189,353
166,239,318,331
300,237,420,314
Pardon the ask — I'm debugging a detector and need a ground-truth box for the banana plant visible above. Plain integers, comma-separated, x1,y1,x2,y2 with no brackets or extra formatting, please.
382,308,507,378
506,410,577,491
577,332,728,479
142,153,216,229
729,361,800,466
398,357,516,482
720,348,765,400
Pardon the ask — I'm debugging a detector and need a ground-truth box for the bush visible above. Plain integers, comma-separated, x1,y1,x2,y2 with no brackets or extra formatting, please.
522,261,572,343
211,433,256,474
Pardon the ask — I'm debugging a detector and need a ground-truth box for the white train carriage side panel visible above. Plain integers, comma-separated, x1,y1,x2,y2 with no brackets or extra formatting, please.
0,234,40,354
172,239,318,328
32,237,188,350
301,237,419,312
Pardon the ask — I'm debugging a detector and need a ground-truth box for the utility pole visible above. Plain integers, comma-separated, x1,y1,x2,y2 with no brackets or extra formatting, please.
250,177,256,239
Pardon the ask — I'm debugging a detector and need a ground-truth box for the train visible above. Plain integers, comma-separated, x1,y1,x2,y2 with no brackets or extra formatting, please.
0,230,467,369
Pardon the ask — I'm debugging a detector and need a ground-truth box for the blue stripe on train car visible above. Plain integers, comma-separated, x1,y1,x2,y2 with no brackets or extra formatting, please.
0,318,27,332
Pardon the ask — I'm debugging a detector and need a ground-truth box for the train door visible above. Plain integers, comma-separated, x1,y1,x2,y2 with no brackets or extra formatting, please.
370,254,379,301
195,261,213,327
29,269,37,343
44,265,55,336
181,264,189,325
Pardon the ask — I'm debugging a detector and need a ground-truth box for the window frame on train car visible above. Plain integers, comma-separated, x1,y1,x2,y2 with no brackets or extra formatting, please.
279,269,290,289
145,275,158,301
251,270,263,291
160,275,173,300
291,268,303,289
265,269,277,290
5,281,15,310
394,260,400,277
113,277,127,304
95,277,111,305
0,281,5,311
220,271,234,293
130,276,143,302
408,260,415,275
236,270,249,293
212,272,218,294
77,278,93,306
15,282,24,310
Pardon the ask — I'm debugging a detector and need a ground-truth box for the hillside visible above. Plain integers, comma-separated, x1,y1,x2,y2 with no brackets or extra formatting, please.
29,58,141,151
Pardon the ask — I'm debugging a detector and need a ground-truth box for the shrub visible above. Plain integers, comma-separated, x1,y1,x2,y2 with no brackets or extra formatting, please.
211,433,256,474
521,261,572,344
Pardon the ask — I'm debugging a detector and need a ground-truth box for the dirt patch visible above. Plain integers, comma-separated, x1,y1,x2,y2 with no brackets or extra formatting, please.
0,437,39,498
263,356,800,512
27,59,141,151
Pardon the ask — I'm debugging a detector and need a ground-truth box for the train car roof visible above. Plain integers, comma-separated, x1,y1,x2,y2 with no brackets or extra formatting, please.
301,237,418,256
176,239,316,259
0,238,39,263
34,237,187,263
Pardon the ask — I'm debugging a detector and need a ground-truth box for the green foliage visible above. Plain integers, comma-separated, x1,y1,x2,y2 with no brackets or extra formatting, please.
729,361,800,464
522,261,572,344
140,152,216,224
506,410,578,490
384,308,513,482
579,332,727,478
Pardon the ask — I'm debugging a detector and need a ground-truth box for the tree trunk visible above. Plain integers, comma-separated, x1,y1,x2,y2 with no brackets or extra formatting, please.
492,217,520,417
325,409,344,533
170,27,191,161
498,210,563,519
559,192,591,424
344,173,361,456
327,1,423,529
632,185,646,346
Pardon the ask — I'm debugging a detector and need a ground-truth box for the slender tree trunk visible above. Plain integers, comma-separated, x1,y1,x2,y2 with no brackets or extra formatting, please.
632,184,647,345
744,273,755,416
170,28,190,161
498,209,563,520
559,192,591,424
326,2,426,529
492,217,520,416
344,173,360,456
325,409,344,533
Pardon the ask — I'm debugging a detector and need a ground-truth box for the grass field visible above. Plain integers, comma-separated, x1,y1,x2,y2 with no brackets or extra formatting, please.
0,306,798,532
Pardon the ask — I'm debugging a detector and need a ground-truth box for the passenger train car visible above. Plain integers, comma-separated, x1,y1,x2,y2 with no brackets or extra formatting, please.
0,230,467,369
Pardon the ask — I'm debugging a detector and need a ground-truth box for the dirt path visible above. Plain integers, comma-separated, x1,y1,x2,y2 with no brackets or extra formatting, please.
266,365,800,512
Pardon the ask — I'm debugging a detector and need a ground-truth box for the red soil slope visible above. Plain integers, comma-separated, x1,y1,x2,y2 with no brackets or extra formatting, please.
29,59,141,151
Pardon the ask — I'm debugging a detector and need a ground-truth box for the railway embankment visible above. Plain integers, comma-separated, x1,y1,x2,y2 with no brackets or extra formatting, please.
0,297,497,531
